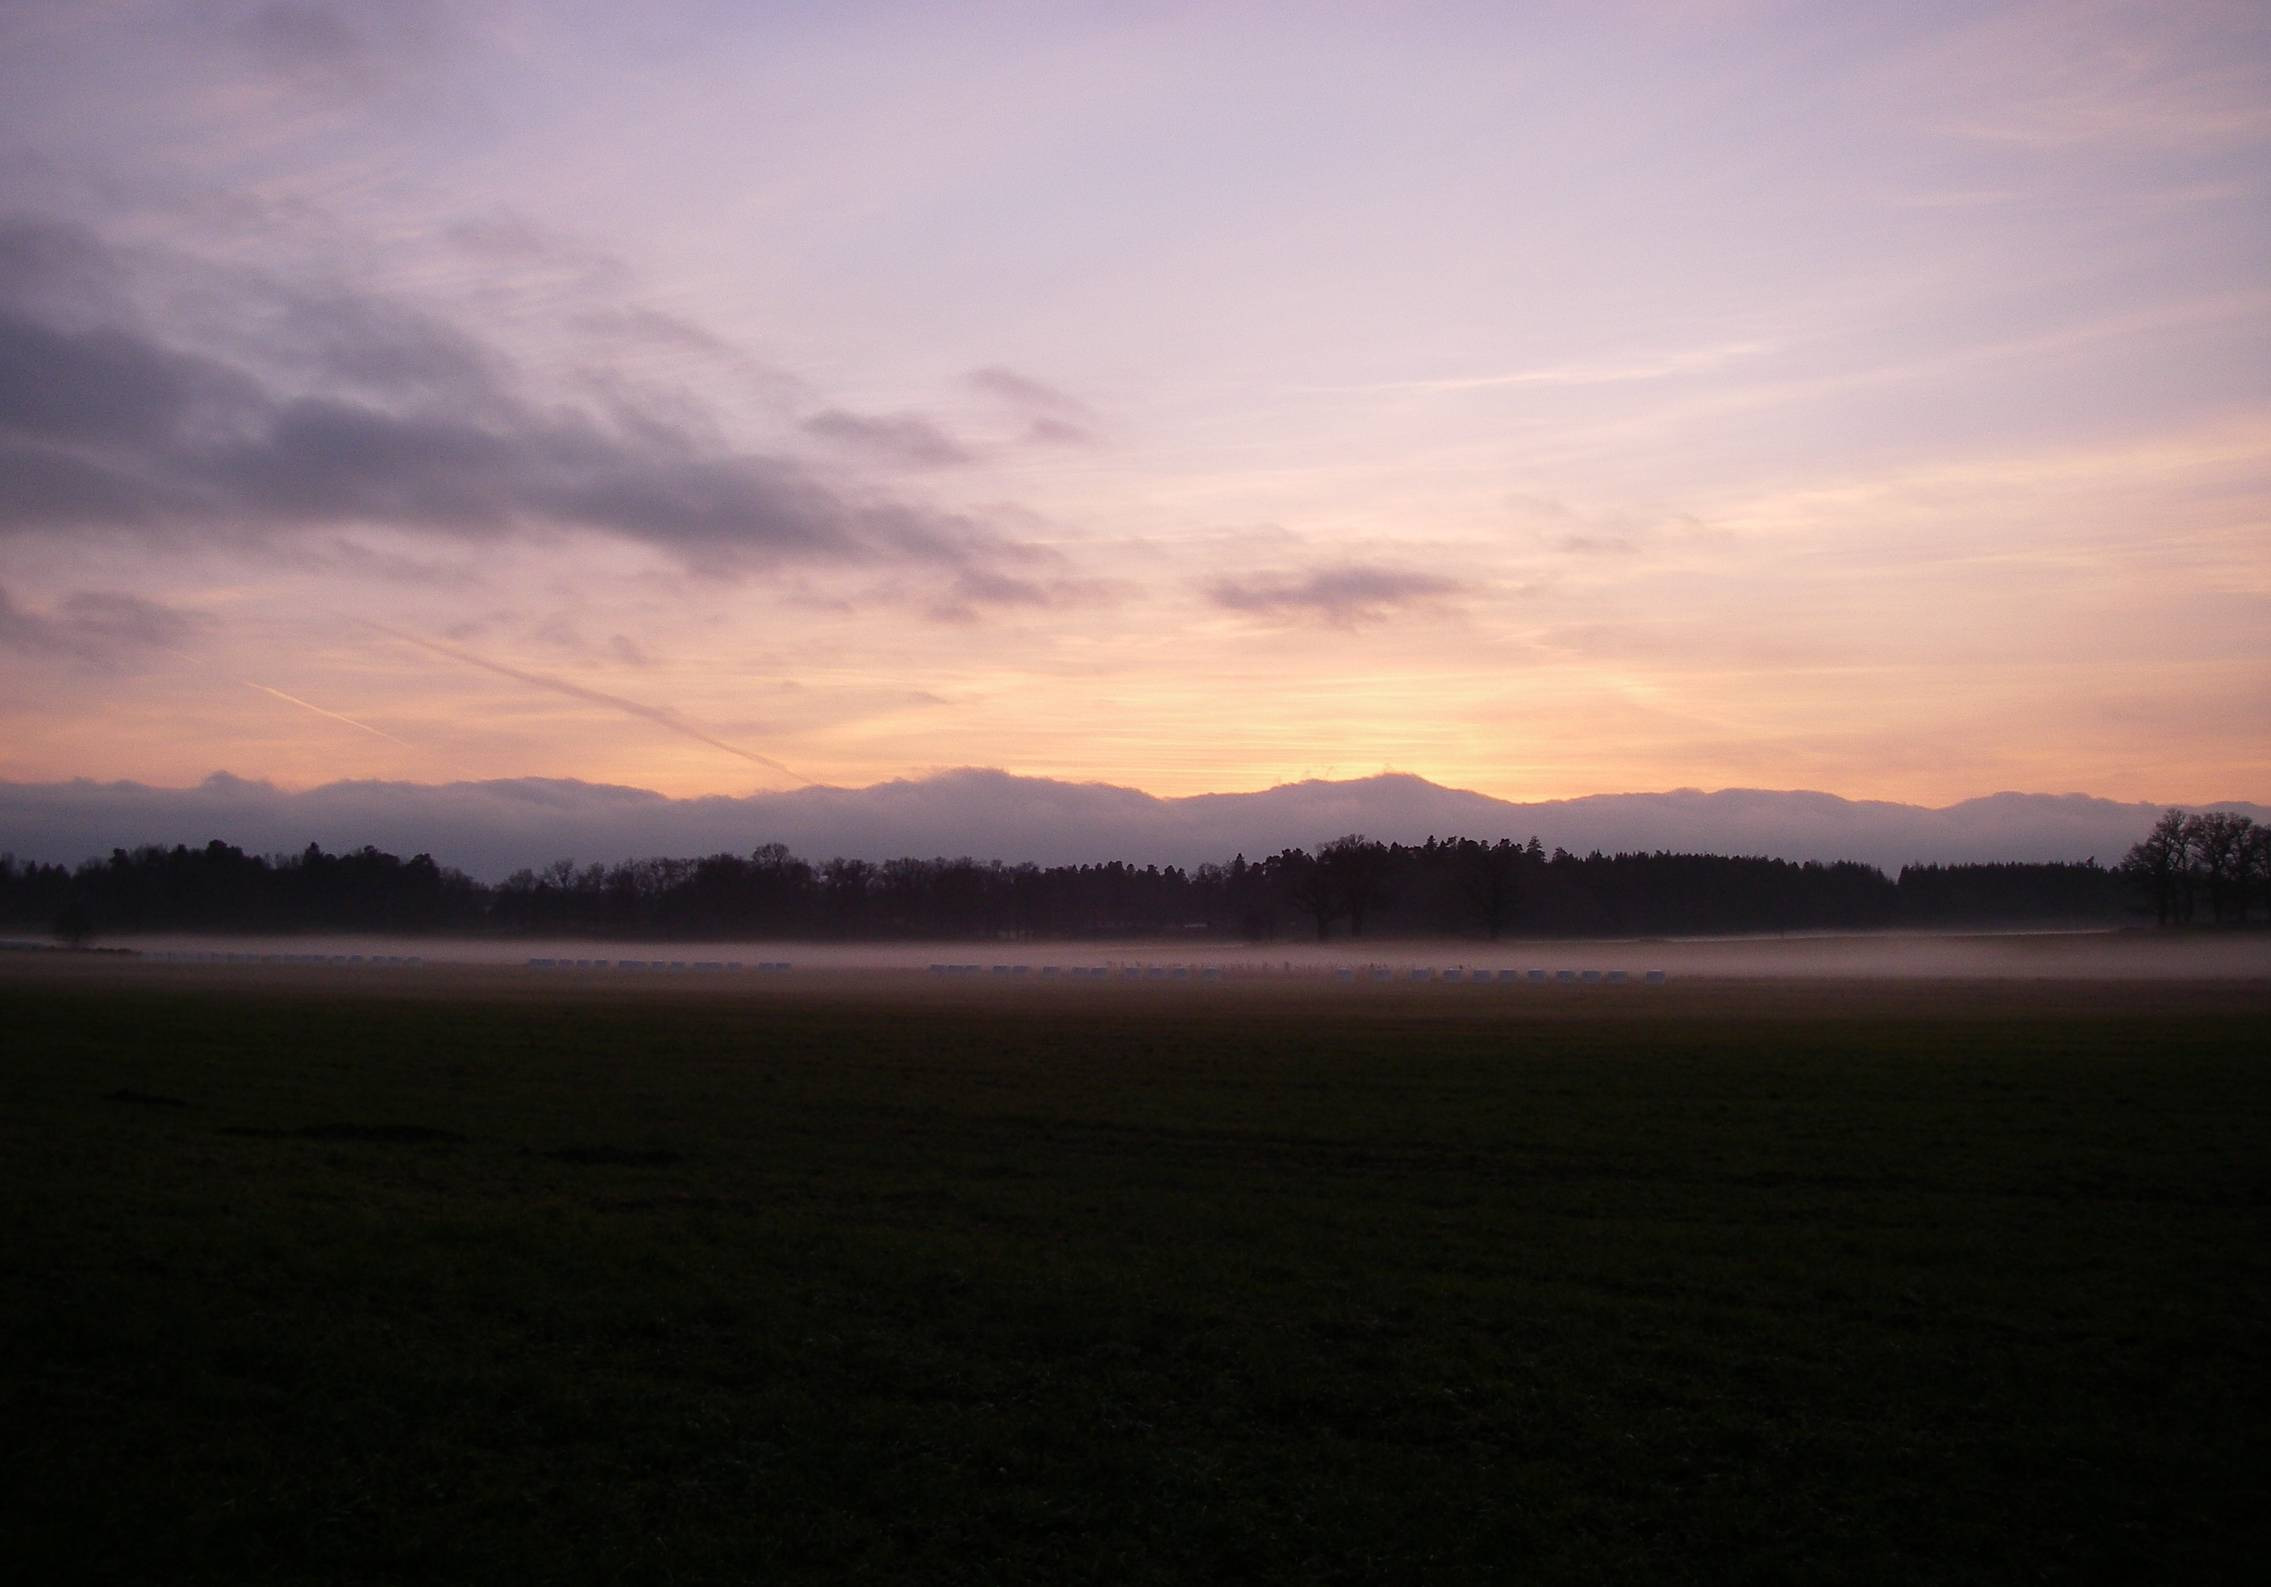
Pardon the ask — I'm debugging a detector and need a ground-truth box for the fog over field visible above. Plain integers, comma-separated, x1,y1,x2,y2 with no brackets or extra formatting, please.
63,927,2271,983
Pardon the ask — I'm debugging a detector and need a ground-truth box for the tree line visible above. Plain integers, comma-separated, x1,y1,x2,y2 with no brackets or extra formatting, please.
10,816,2246,943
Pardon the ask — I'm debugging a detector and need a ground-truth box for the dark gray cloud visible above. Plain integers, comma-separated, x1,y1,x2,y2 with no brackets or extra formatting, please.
802,408,972,468
0,215,130,328
0,436,172,529
572,307,734,356
0,583,211,668
0,307,267,453
235,2,367,83
4,768,2253,881
231,0,447,96
254,288,503,405
1207,564,1459,626
0,213,1033,587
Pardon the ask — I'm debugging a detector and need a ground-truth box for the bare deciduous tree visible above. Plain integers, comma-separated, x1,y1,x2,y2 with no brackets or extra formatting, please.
2119,809,2193,926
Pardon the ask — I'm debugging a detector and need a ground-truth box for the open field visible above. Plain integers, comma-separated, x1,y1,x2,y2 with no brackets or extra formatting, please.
4,957,2267,1583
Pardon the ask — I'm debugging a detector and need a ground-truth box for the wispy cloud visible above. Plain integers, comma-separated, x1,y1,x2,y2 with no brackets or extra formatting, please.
1021,415,1099,448
0,584,212,668
1553,534,1639,556
1208,565,1459,627
802,408,972,468
967,366,1093,418
967,366,1101,444
230,0,450,98
571,306,734,358
1310,341,1776,396
1909,1,2271,153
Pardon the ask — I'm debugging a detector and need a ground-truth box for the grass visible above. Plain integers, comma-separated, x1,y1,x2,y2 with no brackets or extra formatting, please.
3,964,2266,1583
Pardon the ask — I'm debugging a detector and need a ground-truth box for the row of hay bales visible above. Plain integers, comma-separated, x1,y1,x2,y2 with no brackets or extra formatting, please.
141,949,424,967
930,964,1226,979
526,958,792,973
927,963,1669,984
1337,966,1668,985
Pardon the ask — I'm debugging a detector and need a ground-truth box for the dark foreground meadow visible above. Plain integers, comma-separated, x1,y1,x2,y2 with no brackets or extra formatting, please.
3,961,2266,1584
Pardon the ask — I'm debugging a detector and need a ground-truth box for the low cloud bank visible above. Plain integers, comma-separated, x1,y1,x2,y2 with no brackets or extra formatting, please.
3,770,2262,882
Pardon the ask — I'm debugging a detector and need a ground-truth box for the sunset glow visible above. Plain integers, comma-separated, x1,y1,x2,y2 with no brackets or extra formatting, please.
3,1,2266,810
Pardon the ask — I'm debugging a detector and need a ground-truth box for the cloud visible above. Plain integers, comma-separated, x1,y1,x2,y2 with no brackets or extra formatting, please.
1207,565,1459,626
278,536,474,586
967,366,1090,415
233,2,381,90
918,567,1062,624
1022,415,1098,448
0,306,267,456
1901,0,2271,154
0,214,1033,584
0,584,211,668
1506,494,1667,559
1311,341,1775,395
0,215,129,328
802,408,972,468
439,207,632,293
252,287,504,406
571,308,807,412
572,307,733,356
231,0,448,97
527,614,654,669
1554,534,1638,556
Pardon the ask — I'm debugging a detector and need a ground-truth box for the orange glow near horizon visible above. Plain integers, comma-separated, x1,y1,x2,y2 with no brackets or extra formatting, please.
0,3,2265,815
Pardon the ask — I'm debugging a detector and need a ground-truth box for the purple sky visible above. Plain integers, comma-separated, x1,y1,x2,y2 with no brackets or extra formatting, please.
2,0,2266,816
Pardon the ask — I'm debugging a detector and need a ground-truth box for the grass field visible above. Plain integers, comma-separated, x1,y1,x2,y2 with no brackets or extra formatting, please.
4,960,2266,1583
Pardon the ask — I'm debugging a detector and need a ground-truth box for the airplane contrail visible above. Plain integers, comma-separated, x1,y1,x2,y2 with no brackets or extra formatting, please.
240,680,416,748
362,621,809,784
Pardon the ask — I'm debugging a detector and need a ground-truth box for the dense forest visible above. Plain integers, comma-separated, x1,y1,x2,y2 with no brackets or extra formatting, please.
10,808,2258,943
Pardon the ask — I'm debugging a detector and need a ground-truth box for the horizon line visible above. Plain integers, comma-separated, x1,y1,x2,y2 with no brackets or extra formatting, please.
4,766,2265,815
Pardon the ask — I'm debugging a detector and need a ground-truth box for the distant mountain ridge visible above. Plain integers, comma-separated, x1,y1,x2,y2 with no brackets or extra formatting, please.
1,769,2262,882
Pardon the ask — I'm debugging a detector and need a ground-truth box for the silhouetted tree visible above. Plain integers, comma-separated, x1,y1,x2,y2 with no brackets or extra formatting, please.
1275,848,1337,941
2183,811,2254,924
2120,809,2193,926
52,897,94,948
1458,837,1529,939
1319,835,1392,938
2244,821,2271,924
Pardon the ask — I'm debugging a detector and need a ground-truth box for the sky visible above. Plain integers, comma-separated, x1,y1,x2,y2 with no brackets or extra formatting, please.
2,0,2267,813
